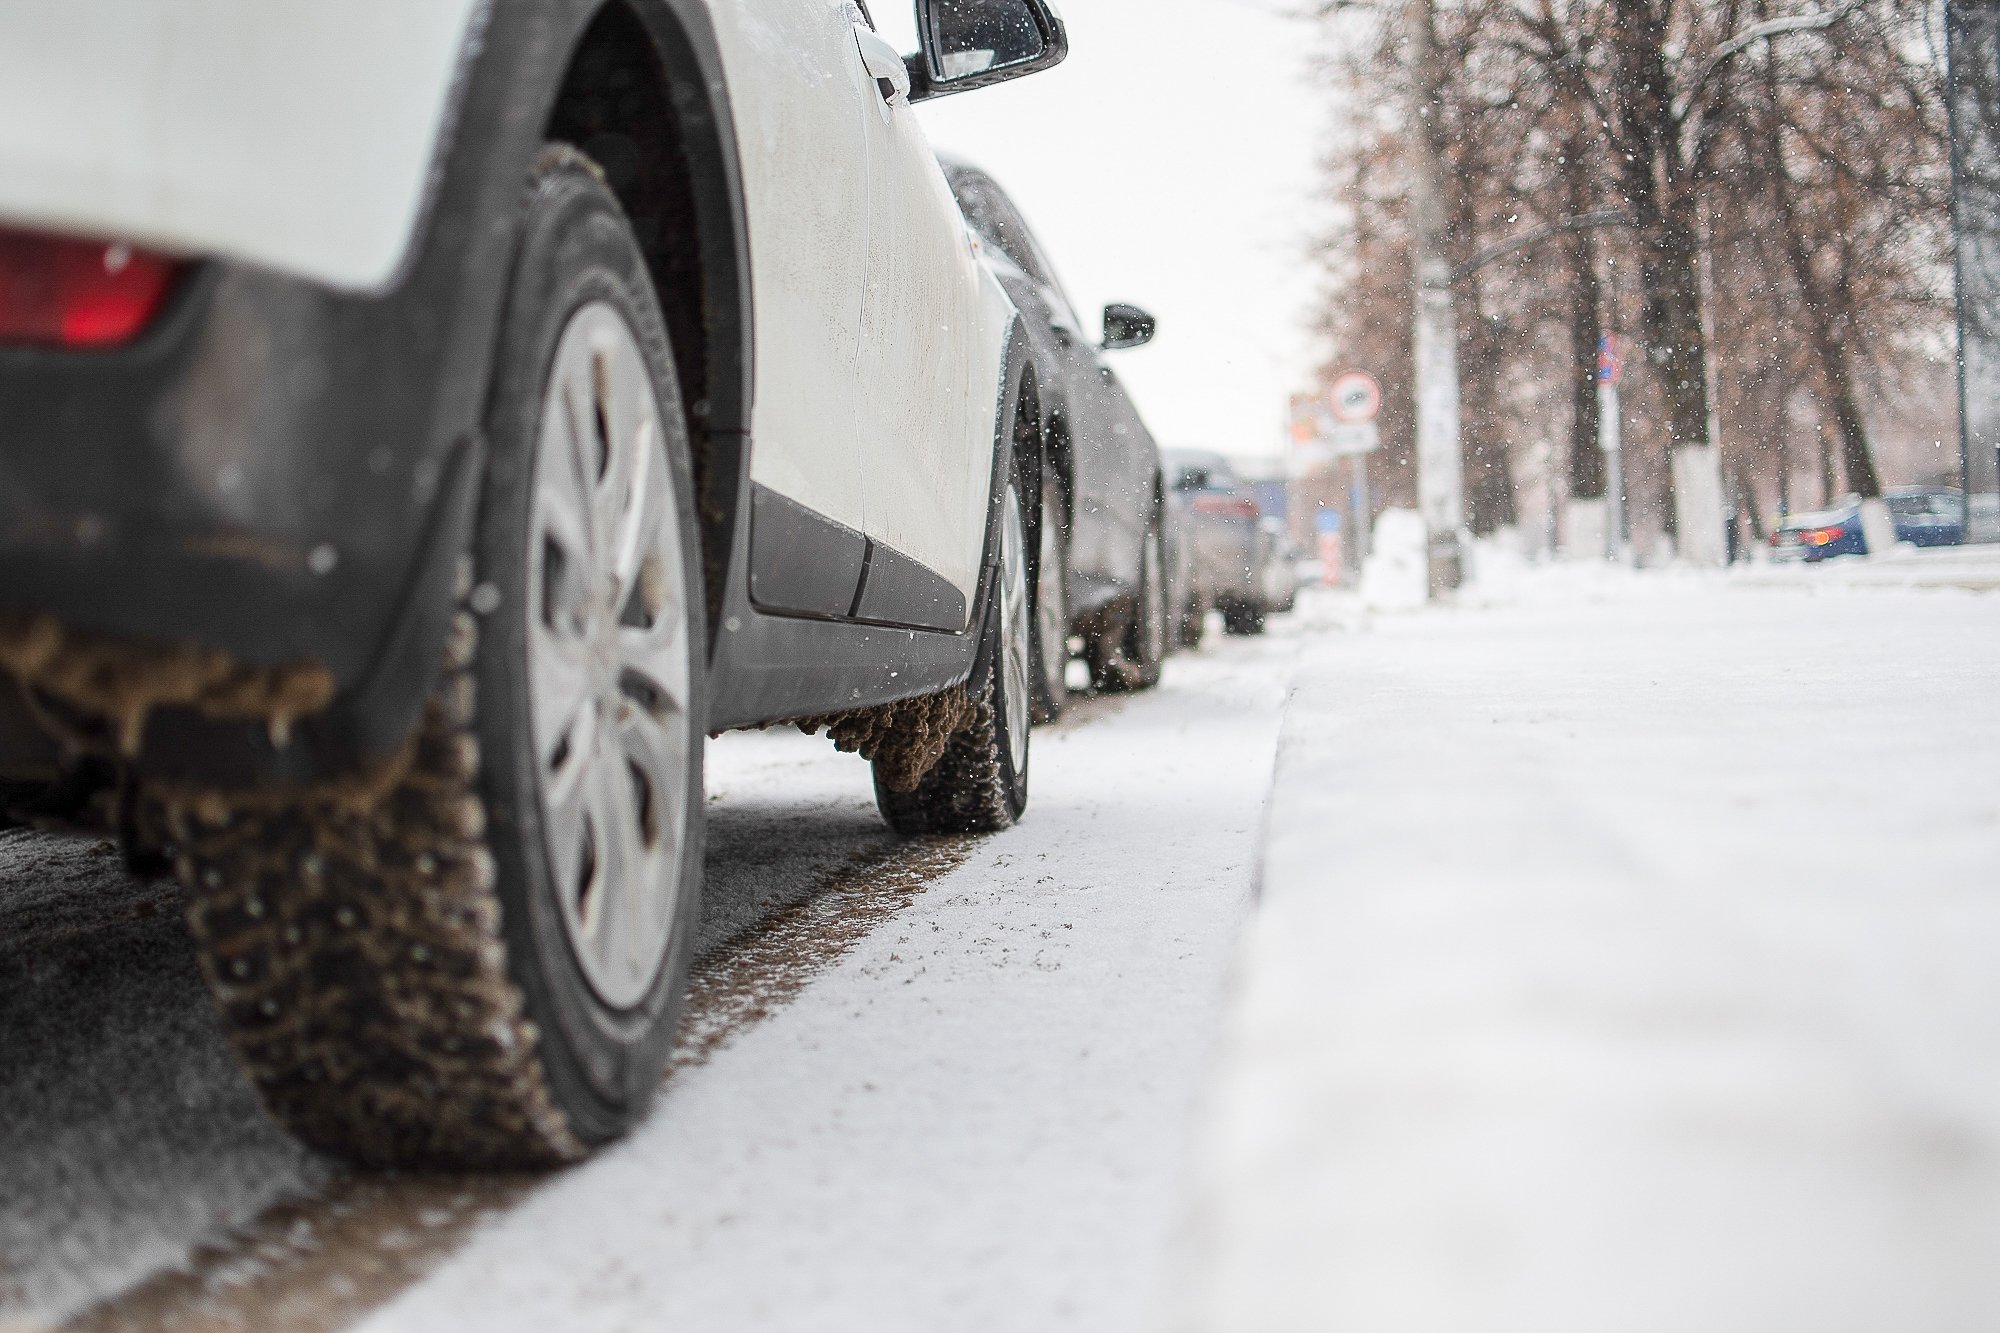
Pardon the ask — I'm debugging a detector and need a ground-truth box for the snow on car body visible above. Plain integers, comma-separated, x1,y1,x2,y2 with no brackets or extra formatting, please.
0,0,1067,1166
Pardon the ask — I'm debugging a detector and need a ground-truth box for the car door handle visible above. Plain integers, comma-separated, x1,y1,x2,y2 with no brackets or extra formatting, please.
853,25,911,105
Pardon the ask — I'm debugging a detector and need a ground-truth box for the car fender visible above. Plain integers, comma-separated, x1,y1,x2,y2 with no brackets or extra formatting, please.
0,0,758,788
0,3,491,292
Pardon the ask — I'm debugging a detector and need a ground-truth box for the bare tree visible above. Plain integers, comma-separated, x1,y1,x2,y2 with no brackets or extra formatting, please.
1307,0,1951,562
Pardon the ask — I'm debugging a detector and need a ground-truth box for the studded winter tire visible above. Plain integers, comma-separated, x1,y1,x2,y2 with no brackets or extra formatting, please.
872,457,1033,835
1221,601,1267,637
171,147,707,1167
1179,589,1209,649
1029,472,1070,724
1087,508,1168,692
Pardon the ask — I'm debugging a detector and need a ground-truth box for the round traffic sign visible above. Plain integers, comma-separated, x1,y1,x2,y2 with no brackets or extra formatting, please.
1328,370,1381,423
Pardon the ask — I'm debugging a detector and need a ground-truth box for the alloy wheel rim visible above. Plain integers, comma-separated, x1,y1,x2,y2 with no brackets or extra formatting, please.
1000,483,1032,775
527,301,692,1010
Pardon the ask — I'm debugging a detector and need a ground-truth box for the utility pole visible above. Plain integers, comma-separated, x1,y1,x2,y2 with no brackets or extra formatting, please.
1406,0,1465,593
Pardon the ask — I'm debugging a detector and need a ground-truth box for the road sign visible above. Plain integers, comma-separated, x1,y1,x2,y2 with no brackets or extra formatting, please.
1326,422,1380,457
1597,334,1624,386
1328,370,1382,423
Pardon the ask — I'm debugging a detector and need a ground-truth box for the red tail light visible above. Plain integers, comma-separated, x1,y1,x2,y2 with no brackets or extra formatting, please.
0,226,186,348
1192,494,1261,520
1801,526,1846,546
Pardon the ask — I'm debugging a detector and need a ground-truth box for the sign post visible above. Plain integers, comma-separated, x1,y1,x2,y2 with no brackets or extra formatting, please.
1328,371,1382,569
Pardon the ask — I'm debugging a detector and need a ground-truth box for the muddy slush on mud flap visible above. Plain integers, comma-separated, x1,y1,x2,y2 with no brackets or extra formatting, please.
0,0,1068,1167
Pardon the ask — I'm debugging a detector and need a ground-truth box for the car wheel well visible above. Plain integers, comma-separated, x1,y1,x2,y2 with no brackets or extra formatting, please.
1042,409,1074,522
545,0,751,648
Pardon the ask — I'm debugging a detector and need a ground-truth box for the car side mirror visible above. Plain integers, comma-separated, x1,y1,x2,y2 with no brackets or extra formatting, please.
1100,303,1156,351
907,0,1069,102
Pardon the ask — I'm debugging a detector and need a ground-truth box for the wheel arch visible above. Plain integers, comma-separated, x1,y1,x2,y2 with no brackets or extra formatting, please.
542,0,755,652
1042,406,1076,527
966,319,1038,696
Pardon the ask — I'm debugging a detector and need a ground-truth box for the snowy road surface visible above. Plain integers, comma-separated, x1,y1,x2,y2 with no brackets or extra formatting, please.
1,625,1295,1332
5,565,1997,1332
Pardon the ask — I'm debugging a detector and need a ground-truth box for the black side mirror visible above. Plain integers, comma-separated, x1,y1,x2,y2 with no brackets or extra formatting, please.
1100,303,1156,351
908,0,1069,103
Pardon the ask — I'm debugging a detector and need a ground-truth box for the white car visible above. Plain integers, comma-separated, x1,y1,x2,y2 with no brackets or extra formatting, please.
0,0,1066,1166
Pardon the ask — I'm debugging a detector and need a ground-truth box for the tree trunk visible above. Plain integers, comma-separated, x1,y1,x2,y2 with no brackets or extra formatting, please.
1607,0,1727,563
1458,280,1518,533
1446,92,1514,536
1562,137,1606,503
1735,464,1767,541
1757,58,1883,500
1639,207,1715,472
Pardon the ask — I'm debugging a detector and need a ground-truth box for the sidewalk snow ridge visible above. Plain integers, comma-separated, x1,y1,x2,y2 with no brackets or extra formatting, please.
1173,571,2000,1333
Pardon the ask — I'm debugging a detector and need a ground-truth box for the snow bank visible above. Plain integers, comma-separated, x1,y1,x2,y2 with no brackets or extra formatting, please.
1173,572,2000,1332
1735,542,2000,593
1359,508,1428,610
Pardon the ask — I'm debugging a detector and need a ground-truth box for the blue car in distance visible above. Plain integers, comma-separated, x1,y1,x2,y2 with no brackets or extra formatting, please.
1770,487,1965,561
1884,487,1969,547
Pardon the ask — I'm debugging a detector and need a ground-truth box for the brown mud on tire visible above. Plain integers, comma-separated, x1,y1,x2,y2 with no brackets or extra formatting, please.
163,603,587,1169
62,835,974,1333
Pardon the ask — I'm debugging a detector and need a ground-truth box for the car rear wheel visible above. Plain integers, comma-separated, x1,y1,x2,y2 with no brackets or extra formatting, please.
1179,589,1209,648
1029,473,1069,724
1089,511,1168,692
1221,600,1266,636
170,147,705,1167
874,461,1032,834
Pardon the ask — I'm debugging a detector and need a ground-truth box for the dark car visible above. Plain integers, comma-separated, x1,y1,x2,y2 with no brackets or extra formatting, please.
941,158,1176,717
1166,449,1274,635
1770,488,1965,561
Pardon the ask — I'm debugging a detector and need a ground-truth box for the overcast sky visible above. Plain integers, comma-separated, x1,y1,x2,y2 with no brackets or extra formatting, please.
884,0,1331,464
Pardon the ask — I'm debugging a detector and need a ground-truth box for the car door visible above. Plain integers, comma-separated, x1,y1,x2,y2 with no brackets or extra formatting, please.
848,24,1012,630
708,2,876,618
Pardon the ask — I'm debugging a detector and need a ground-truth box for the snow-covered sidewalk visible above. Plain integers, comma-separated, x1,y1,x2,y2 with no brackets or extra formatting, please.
1176,571,2000,1331
1736,543,2000,593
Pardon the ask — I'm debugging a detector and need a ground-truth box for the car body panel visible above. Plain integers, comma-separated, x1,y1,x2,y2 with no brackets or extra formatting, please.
940,160,1160,625
713,1,873,540
0,3,486,293
0,3,615,785
1883,487,1967,548
1770,489,1965,561
855,126,1011,622
1167,449,1268,605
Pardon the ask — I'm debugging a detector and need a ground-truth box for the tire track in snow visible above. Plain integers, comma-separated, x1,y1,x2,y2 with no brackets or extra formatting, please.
51,824,976,1333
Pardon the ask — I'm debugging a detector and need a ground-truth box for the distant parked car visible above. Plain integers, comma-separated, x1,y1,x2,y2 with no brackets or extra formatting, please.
1770,488,1965,561
1884,487,1967,547
1256,517,1300,614
941,158,1175,716
1166,449,1274,636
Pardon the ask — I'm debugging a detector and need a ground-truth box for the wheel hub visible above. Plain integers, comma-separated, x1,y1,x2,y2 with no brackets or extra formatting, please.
527,302,692,1010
